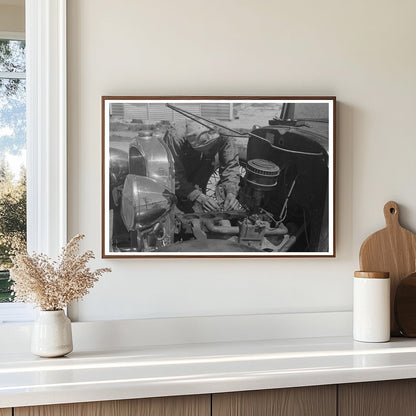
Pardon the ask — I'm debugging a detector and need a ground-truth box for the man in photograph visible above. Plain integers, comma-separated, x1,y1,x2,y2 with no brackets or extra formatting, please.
164,120,240,213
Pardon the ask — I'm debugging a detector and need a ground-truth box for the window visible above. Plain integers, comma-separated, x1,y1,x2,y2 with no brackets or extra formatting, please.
0,0,67,324
0,35,26,307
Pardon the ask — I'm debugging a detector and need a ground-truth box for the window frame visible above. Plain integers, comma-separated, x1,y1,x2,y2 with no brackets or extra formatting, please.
0,0,67,323
0,31,24,41
26,0,67,257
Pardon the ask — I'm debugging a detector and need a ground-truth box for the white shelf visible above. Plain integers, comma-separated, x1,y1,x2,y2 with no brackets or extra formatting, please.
2,336,416,408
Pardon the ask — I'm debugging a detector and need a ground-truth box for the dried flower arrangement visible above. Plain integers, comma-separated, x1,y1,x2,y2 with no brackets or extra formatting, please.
10,234,111,311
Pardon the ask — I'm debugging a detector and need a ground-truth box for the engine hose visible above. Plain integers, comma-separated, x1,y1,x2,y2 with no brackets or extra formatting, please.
202,219,239,235
202,218,288,236
264,223,288,235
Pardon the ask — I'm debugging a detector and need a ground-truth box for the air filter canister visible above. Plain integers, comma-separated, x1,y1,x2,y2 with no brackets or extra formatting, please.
245,159,280,189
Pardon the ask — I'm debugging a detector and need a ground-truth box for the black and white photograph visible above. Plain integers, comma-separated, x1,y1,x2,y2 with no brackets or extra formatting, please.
102,97,335,257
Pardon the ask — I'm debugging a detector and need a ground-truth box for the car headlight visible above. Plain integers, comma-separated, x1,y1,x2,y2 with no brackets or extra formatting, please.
121,174,176,231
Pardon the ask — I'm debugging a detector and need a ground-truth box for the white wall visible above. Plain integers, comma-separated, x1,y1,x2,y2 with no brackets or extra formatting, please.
67,0,416,322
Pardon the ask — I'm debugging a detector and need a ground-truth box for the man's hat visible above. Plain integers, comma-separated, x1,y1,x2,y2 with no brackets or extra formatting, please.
185,120,220,152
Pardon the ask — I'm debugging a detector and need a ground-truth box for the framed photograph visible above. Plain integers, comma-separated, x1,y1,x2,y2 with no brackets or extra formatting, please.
102,96,335,257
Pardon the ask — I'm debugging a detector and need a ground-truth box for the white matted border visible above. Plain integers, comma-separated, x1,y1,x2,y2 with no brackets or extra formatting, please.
102,97,335,257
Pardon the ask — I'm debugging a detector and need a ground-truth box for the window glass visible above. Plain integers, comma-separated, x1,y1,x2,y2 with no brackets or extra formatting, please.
0,39,27,303
0,39,26,72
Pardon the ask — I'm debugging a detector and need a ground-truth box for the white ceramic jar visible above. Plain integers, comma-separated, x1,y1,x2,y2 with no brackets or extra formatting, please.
353,271,390,342
31,310,73,357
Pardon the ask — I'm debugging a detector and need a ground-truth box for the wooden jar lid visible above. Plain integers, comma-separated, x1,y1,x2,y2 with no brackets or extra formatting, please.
354,271,390,279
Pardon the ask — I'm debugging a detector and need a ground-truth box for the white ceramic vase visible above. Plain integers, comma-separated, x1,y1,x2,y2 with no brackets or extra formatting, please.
31,310,73,357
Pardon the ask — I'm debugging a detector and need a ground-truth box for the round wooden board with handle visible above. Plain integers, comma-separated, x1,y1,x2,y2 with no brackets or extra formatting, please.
359,201,416,336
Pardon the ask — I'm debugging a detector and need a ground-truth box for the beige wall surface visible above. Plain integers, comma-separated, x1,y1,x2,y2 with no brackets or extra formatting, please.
0,4,24,33
67,0,416,321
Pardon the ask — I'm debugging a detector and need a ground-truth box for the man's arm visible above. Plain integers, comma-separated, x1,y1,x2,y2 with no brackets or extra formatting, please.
165,129,201,201
165,128,221,211
218,136,240,196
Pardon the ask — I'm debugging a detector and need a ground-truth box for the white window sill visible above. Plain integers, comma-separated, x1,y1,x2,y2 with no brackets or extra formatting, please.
0,303,36,325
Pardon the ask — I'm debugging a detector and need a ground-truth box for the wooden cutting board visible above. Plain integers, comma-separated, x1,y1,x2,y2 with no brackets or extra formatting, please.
359,201,416,335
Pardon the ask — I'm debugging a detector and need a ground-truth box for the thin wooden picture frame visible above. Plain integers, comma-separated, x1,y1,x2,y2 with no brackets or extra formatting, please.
102,96,336,258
